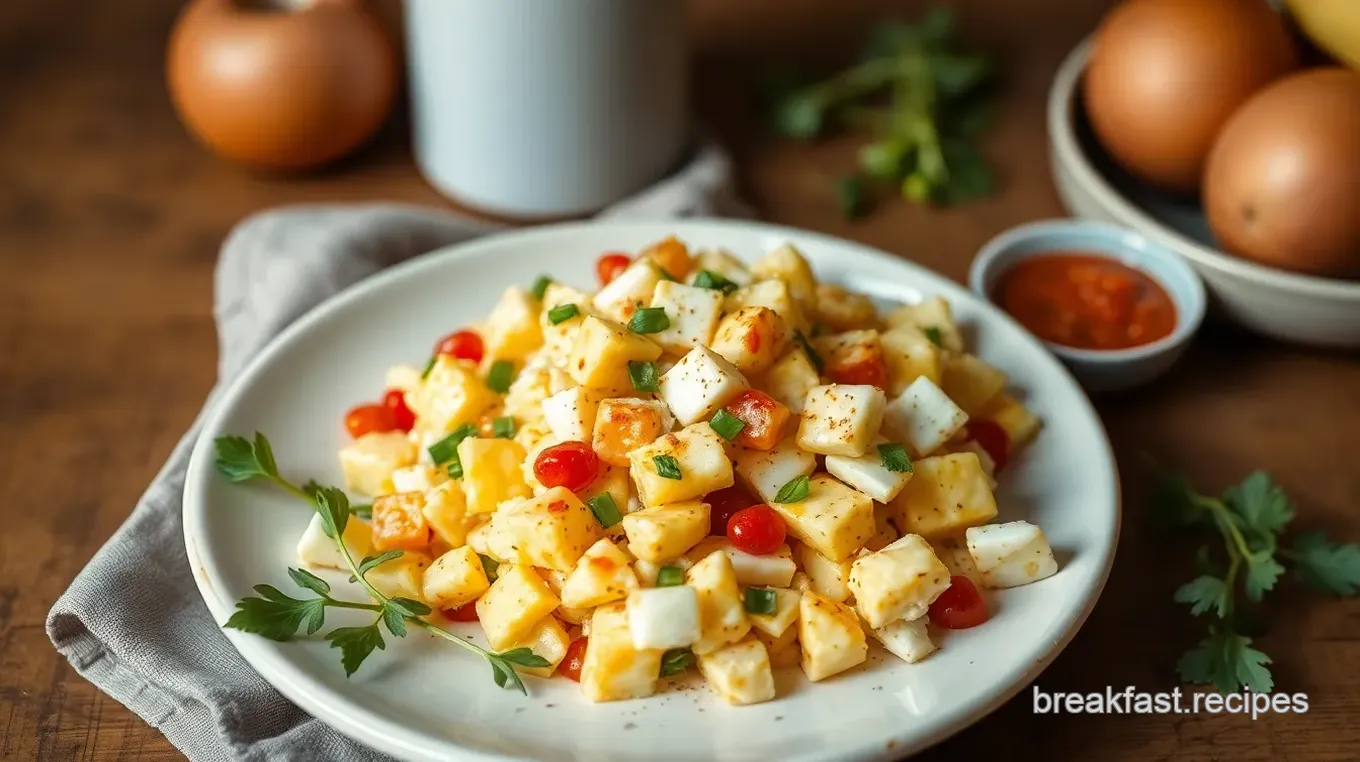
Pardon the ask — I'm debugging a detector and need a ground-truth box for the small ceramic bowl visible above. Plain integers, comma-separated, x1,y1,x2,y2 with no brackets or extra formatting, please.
970,220,1207,393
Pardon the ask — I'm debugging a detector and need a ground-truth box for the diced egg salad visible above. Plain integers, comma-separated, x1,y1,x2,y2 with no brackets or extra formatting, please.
322,237,1057,706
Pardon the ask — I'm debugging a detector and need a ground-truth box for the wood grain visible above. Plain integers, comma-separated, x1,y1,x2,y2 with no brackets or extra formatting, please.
2,0,1358,760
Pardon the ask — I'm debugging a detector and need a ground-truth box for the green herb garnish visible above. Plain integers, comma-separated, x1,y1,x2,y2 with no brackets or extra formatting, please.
530,275,552,300
656,566,685,587
774,475,811,503
653,455,682,480
660,648,694,676
878,443,913,473
1154,465,1360,694
692,269,740,294
587,493,623,528
923,326,944,348
628,360,660,392
709,410,746,442
485,360,516,394
793,330,823,372
478,553,500,582
744,587,778,616
420,355,438,380
492,416,516,439
547,304,581,325
428,423,477,467
628,307,670,335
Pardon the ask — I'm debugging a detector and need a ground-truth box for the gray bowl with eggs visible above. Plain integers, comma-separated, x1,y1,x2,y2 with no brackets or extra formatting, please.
1048,38,1360,348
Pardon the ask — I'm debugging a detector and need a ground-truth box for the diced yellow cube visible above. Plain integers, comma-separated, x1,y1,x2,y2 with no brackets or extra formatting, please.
628,423,733,508
849,534,951,628
812,283,880,332
697,637,776,706
771,473,875,562
593,398,673,467
864,503,900,551
483,286,543,361
751,243,816,305
798,591,867,682
580,601,663,702
567,315,663,394
502,617,570,680
724,278,808,333
889,452,998,540
421,546,490,609
880,324,943,397
764,628,802,669
539,282,594,363
560,538,640,608
457,437,531,515
941,353,1007,416
502,357,574,425
366,551,431,603
761,347,822,414
621,501,710,563
747,587,802,638
797,384,887,457
296,512,373,571
687,550,751,654
682,537,796,588
411,355,501,433
884,296,963,353
977,393,1042,451
709,306,788,375
794,543,854,602
475,564,561,650
482,487,604,572
421,480,469,548
371,492,433,552
340,431,417,496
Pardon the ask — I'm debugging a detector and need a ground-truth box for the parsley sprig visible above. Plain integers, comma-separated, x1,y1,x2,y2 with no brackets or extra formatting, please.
213,434,549,692
1154,465,1360,694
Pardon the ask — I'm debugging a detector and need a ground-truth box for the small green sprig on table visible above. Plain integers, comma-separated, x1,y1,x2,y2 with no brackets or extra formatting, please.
213,434,549,693
765,8,997,218
1154,466,1360,694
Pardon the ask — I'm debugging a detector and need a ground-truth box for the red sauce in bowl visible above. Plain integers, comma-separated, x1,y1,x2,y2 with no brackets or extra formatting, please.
994,253,1177,351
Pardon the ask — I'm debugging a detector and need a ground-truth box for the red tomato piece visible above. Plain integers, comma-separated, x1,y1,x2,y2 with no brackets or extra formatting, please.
382,388,416,432
560,637,589,682
827,352,888,388
533,441,601,493
705,484,757,536
344,403,396,438
435,329,484,364
726,504,787,555
443,603,479,622
965,419,1010,472
928,575,989,629
724,389,791,451
596,252,632,286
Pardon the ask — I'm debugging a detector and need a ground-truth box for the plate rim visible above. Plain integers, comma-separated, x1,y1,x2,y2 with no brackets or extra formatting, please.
183,217,1121,762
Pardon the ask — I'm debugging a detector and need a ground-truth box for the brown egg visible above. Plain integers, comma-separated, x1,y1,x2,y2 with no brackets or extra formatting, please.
1204,68,1360,278
167,0,397,172
1084,0,1297,194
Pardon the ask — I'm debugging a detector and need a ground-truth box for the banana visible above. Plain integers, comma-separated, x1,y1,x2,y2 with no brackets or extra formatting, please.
1286,0,1360,70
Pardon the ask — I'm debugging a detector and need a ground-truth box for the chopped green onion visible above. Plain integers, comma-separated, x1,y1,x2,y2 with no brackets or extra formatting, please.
653,265,679,283
351,503,373,520
478,553,500,582
587,493,623,528
428,423,477,465
547,303,581,325
492,416,517,439
793,330,823,372
628,360,660,392
692,269,739,294
485,360,516,393
878,443,913,473
744,587,778,615
659,648,693,676
530,275,552,300
923,326,944,348
420,355,437,380
656,566,685,587
628,307,670,335
774,474,811,503
708,409,746,441
653,455,682,480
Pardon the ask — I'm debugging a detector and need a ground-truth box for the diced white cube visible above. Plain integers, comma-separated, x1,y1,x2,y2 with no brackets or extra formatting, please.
762,347,822,414
542,387,602,443
657,346,749,426
684,537,797,588
797,384,887,457
871,616,937,664
794,543,854,602
627,586,701,649
390,464,447,494
824,437,913,503
733,434,817,505
593,259,662,323
965,521,1059,589
296,512,373,570
580,601,663,702
882,376,969,457
649,281,724,353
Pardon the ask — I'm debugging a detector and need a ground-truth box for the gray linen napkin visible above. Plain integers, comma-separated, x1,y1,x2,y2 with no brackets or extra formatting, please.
47,142,749,762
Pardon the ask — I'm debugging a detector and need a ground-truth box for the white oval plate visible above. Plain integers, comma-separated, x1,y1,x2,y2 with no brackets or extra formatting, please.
184,219,1119,762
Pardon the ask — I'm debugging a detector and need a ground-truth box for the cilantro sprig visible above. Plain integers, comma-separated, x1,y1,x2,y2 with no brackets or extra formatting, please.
212,435,549,692
1154,465,1360,694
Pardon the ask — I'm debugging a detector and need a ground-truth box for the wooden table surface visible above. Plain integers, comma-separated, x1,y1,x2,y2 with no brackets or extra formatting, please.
3,0,1358,759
